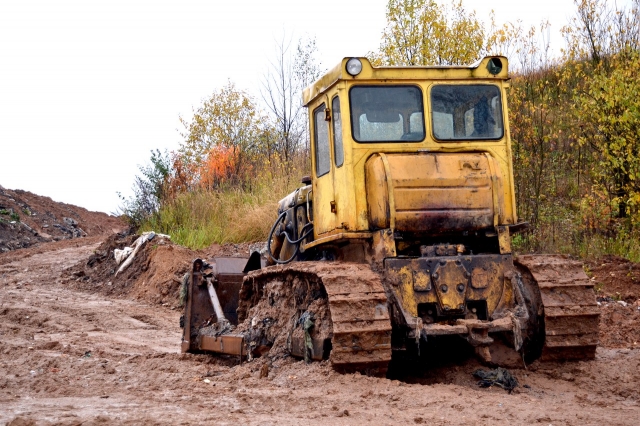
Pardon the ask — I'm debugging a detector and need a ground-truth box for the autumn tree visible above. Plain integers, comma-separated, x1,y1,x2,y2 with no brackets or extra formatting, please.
562,0,640,67
506,25,582,250
372,0,486,66
562,0,640,221
178,82,273,189
572,51,640,221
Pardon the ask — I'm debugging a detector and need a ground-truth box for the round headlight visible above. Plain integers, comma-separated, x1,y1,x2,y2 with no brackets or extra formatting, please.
487,57,503,75
346,58,362,76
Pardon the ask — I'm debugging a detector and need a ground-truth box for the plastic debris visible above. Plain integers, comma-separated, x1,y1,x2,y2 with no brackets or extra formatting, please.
114,231,170,276
114,247,134,265
473,367,519,392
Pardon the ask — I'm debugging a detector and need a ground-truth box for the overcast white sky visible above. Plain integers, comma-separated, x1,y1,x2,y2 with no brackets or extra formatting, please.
0,0,631,214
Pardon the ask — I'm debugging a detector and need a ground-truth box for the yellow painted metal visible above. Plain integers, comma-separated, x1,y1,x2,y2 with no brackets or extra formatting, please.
305,56,517,242
304,56,520,323
302,232,372,251
497,225,511,254
364,153,389,230
365,152,504,234
303,57,510,107
432,260,468,311
372,229,397,262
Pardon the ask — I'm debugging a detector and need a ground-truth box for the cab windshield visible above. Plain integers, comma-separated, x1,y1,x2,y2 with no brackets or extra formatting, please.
431,85,503,141
349,86,425,142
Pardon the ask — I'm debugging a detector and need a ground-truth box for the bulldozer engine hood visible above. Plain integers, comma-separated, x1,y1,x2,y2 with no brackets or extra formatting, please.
365,152,505,234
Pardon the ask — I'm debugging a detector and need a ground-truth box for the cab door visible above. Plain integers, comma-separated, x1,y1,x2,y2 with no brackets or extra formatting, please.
311,101,337,236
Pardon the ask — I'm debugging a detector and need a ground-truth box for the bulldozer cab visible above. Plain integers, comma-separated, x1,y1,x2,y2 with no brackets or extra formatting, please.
303,56,516,251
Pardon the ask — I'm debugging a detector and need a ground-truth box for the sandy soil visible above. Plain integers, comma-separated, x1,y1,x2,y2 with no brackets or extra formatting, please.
1,233,639,425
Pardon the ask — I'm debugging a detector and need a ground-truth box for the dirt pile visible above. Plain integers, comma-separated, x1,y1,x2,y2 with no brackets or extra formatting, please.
63,231,193,308
587,255,640,301
0,185,124,252
63,231,259,308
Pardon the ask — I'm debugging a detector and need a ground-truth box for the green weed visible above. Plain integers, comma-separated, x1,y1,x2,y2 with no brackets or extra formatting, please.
139,172,301,249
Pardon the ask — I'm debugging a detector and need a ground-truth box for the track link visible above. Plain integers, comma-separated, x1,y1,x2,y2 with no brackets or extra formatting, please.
239,262,392,373
516,255,599,361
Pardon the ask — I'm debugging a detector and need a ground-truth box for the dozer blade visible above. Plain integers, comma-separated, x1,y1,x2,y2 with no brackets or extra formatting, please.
181,254,263,356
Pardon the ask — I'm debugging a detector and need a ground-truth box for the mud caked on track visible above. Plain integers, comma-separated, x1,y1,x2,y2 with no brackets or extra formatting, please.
236,262,392,374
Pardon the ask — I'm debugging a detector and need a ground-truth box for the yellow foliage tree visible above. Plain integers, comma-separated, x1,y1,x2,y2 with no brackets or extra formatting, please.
372,0,486,66
574,51,640,221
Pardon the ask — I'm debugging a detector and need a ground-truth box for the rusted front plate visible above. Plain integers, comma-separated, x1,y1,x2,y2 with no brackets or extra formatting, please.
385,254,514,318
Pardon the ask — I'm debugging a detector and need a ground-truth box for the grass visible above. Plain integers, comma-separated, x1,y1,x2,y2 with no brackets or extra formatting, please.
575,229,640,263
512,214,640,263
0,209,20,222
140,172,302,249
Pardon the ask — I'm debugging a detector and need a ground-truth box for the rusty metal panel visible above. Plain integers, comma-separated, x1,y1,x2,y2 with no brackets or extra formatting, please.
289,335,329,361
199,334,246,356
385,254,513,319
182,264,215,353
412,267,431,291
432,259,469,312
365,153,505,234
214,257,247,325
182,257,250,354
215,257,250,275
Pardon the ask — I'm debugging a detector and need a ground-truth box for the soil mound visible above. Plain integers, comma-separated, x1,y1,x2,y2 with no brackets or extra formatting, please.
0,185,124,252
63,230,259,308
63,231,193,307
586,255,640,301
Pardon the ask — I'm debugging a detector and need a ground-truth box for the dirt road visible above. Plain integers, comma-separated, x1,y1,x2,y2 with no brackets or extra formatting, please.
1,237,640,425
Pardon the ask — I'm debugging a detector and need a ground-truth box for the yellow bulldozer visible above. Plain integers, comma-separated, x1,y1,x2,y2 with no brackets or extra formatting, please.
181,56,599,374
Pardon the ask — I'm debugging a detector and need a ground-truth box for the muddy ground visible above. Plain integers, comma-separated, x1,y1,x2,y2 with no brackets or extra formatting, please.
1,193,640,425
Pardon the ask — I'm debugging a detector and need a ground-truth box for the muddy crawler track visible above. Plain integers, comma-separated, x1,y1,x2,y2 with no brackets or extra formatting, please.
516,255,599,361
238,262,392,373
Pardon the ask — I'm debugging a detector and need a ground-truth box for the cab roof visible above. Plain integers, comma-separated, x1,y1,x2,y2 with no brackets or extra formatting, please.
302,56,509,107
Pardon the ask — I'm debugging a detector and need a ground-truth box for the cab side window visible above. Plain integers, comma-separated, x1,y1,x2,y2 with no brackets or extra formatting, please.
314,103,330,177
332,97,344,167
